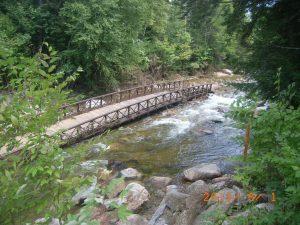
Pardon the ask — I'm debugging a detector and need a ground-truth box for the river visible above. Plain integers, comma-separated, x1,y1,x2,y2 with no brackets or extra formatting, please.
67,88,243,177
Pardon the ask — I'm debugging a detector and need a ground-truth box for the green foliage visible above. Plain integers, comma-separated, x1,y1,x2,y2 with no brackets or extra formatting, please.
230,98,300,225
226,0,300,106
65,193,101,225
144,5,193,75
0,44,82,224
177,0,242,68
59,0,150,90
0,0,220,91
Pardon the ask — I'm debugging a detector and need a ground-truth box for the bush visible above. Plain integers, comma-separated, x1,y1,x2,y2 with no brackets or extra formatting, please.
230,99,300,224
0,44,83,224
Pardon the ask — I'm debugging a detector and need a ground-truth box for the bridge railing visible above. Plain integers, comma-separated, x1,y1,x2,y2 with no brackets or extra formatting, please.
61,80,189,118
61,83,212,143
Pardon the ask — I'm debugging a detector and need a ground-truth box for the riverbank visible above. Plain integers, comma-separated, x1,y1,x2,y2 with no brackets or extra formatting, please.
64,162,275,225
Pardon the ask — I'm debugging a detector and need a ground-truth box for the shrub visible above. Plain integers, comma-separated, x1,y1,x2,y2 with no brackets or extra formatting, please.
230,99,300,225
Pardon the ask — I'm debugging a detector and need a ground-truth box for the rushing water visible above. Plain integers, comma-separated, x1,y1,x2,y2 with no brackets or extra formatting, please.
70,91,243,177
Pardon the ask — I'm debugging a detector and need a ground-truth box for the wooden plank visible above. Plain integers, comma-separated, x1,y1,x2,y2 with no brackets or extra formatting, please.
47,92,169,136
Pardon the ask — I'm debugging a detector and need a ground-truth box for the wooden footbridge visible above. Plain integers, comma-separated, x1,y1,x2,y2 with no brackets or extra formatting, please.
48,80,212,144
1,80,212,157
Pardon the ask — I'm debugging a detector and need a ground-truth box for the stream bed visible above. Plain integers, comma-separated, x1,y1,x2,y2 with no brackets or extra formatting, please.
68,89,243,177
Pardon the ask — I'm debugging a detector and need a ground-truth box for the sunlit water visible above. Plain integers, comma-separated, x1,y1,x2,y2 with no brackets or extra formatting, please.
70,92,243,176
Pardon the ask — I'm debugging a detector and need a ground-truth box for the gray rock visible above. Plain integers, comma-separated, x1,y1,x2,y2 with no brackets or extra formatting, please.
232,185,247,206
71,177,97,205
185,180,210,216
212,175,233,183
212,175,242,188
149,198,167,225
80,159,108,172
165,189,190,212
125,182,149,211
121,168,142,179
183,163,221,181
156,218,168,225
149,176,172,190
166,185,178,192
117,214,148,225
207,188,236,212
187,180,209,196
174,210,190,225
87,143,110,157
256,203,274,212
211,181,226,191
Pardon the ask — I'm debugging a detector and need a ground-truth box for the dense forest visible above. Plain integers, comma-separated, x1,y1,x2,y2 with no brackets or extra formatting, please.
0,0,299,225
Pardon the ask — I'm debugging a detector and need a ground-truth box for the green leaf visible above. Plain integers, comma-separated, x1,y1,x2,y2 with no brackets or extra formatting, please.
48,65,56,73
117,205,132,221
5,170,12,180
16,184,27,196
10,115,18,125
40,60,49,68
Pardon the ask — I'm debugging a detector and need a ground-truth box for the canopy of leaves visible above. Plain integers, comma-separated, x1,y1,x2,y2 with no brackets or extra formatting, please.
226,0,300,106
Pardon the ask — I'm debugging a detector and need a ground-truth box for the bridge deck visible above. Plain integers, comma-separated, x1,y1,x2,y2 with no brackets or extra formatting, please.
47,91,168,136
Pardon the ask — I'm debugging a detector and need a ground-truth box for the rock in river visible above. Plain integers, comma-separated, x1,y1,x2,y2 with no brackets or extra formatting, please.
165,189,190,212
125,182,149,211
121,168,142,179
149,176,172,190
183,163,221,181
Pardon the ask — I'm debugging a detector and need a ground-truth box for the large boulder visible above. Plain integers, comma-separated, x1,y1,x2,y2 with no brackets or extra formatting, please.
183,163,221,181
184,180,210,223
232,185,247,206
207,188,236,212
149,176,172,190
125,182,149,211
174,210,191,225
210,181,226,191
165,189,190,212
117,214,148,225
212,175,243,188
121,168,142,180
186,180,210,210
187,180,210,196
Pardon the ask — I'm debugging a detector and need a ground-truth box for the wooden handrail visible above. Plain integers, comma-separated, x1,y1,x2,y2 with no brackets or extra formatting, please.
61,80,190,118
61,83,212,143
